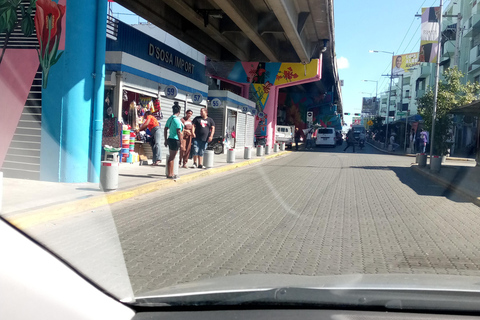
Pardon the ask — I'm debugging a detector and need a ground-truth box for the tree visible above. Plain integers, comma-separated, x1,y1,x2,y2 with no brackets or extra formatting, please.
418,67,480,155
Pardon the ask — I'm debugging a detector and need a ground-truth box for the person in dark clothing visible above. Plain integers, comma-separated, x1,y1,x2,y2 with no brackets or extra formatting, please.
294,127,303,151
343,129,356,153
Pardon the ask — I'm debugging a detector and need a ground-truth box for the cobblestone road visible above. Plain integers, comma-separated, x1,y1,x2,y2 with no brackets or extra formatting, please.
26,145,480,296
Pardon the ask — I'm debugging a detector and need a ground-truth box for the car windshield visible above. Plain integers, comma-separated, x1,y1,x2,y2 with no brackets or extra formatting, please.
318,129,334,134
4,0,480,313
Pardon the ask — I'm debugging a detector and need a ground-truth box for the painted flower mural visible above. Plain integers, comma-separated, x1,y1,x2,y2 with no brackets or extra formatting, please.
0,0,37,64
276,67,298,82
34,0,65,88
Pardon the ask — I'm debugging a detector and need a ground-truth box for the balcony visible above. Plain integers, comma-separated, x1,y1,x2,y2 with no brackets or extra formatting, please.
416,89,425,99
470,44,480,65
463,14,480,37
419,64,431,77
442,41,455,58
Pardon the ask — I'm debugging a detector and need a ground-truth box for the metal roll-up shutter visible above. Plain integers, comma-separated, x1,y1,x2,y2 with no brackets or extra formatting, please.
237,112,246,149
208,108,225,138
246,115,255,147
2,69,42,180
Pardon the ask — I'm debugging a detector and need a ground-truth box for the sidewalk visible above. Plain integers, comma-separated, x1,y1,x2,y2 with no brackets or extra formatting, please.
2,148,291,227
367,140,480,206
367,140,476,162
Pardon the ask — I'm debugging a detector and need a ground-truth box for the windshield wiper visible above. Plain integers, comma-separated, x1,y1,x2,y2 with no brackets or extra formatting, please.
133,287,480,313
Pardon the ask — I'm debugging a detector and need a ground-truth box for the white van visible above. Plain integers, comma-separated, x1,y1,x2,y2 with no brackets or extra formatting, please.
275,125,295,148
316,127,336,147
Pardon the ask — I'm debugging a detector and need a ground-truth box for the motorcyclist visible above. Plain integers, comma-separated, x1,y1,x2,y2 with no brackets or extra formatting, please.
359,131,366,149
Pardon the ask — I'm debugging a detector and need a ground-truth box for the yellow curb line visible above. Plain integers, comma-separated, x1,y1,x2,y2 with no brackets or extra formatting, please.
411,165,480,207
9,151,291,229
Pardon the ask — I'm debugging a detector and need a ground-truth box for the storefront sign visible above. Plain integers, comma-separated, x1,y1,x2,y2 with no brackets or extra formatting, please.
149,44,196,74
192,92,203,104
211,98,221,109
164,85,178,98
106,21,206,83
242,106,248,113
258,112,265,119
251,108,257,116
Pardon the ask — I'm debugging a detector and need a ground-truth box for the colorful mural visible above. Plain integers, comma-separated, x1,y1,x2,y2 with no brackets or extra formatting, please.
207,58,321,111
35,0,66,88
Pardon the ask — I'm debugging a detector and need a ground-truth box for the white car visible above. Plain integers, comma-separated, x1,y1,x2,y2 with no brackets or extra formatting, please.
316,127,336,147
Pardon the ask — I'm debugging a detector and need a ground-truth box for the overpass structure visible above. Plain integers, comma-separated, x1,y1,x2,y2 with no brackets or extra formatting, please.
116,0,342,145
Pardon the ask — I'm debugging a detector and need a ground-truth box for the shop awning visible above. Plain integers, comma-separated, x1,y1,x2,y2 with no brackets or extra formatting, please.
451,99,480,116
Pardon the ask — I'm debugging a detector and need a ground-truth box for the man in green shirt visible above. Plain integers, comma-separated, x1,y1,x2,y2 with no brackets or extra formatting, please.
164,102,184,180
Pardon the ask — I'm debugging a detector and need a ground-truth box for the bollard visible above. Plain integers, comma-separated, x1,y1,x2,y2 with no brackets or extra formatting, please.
165,151,180,176
256,145,264,156
100,161,119,191
418,153,427,168
227,148,235,163
273,143,279,152
244,146,252,159
280,142,285,151
265,145,271,155
415,153,420,163
430,155,442,173
204,150,214,168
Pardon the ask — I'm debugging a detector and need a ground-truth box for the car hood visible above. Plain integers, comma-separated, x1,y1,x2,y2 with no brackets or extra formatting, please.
135,273,480,299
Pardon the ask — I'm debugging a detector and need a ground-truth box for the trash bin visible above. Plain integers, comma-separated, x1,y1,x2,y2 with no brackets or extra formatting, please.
430,155,442,173
418,153,427,167
256,145,264,156
100,161,119,191
244,147,252,159
204,150,214,168
227,148,235,163
165,151,180,176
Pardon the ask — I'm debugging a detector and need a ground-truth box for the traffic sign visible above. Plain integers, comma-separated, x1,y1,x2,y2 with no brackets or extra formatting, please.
367,120,373,126
397,112,406,116
306,111,313,122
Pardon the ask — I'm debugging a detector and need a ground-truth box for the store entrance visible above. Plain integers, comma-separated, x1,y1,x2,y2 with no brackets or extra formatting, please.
226,109,237,148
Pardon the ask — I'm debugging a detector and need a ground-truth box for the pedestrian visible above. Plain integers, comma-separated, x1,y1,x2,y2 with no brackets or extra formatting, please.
136,110,162,166
192,107,215,169
409,128,416,153
294,127,302,151
164,102,183,180
180,109,194,168
306,128,314,150
420,130,427,153
343,129,355,153
390,133,399,152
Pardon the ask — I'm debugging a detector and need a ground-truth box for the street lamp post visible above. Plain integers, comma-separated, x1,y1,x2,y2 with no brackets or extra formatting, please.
369,50,394,148
362,79,378,119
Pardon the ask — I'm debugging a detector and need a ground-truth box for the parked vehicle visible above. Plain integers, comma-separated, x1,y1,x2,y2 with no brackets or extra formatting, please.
207,137,224,154
316,127,336,147
275,125,295,149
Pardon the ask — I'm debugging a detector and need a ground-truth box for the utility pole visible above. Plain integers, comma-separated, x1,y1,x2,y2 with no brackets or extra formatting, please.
453,13,462,68
430,0,443,159
370,50,395,148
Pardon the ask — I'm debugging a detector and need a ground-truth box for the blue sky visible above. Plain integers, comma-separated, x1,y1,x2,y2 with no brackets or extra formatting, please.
109,0,447,125
334,0,446,124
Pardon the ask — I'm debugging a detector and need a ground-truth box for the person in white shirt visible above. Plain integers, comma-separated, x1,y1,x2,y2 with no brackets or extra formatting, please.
390,134,400,152
392,55,405,76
